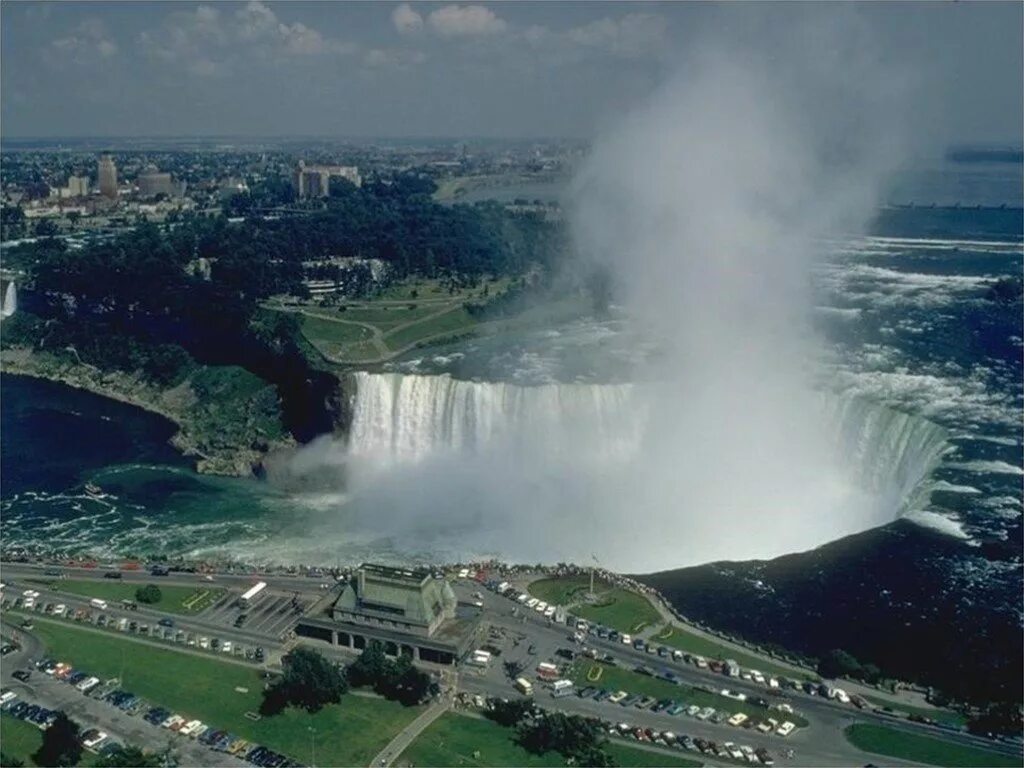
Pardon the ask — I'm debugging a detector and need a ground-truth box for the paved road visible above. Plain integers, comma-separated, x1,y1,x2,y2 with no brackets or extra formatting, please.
1,619,234,766
370,699,450,768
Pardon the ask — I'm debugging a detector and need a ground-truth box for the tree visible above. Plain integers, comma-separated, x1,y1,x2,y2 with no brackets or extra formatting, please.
818,648,863,680
95,745,162,767
0,753,25,768
261,647,348,715
34,219,59,237
346,641,390,688
485,698,534,727
33,711,81,767
135,584,162,604
968,702,1023,737
516,712,614,765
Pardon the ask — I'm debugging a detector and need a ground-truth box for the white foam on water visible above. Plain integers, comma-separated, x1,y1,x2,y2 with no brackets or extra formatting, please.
947,460,1024,476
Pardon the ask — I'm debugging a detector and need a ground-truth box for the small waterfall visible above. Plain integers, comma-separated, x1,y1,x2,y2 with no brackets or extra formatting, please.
0,281,16,319
347,371,950,523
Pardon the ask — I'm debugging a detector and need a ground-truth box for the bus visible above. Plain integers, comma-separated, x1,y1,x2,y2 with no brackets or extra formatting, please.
239,581,267,608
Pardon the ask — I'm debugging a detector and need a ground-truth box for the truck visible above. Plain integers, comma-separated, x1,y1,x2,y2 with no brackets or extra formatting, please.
89,598,108,610
551,679,574,698
514,677,534,695
536,662,559,680
239,581,267,608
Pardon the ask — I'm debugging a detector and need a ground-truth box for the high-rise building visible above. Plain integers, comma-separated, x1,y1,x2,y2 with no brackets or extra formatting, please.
66,176,90,198
293,161,361,198
97,155,118,199
136,165,175,198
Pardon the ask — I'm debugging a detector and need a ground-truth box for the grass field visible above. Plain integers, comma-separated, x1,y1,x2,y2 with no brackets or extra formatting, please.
26,618,422,767
860,694,967,727
568,663,809,729
384,306,477,350
652,625,809,681
528,577,661,634
844,724,1020,767
41,579,223,615
300,314,372,346
399,712,701,767
0,716,99,767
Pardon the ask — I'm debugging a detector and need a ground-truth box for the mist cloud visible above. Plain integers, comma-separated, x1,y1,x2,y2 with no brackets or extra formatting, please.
275,16,951,571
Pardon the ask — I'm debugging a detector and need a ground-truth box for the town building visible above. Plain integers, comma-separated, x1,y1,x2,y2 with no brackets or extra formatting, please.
292,161,361,198
97,155,118,199
136,165,176,198
295,563,482,665
64,176,90,198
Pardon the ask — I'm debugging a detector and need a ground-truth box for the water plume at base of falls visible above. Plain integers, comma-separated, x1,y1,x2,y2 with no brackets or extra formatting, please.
278,372,949,572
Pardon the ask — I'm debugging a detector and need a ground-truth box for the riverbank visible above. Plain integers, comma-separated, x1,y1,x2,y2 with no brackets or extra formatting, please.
1,347,294,476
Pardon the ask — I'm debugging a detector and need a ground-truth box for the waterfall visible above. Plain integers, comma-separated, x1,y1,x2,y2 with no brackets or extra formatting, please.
348,371,949,522
0,281,16,319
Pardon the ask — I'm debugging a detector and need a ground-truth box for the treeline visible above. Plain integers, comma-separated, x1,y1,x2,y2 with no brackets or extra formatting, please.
7,174,563,442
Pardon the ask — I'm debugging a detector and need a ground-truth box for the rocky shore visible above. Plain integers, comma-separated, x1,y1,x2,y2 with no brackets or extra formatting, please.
1,347,295,477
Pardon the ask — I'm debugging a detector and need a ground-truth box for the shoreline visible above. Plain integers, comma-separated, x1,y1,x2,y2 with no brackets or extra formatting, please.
1,348,288,477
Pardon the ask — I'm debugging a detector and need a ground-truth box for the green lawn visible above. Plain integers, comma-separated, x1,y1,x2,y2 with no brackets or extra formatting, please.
384,306,478,350
652,625,809,681
527,577,661,634
43,580,223,616
527,576,610,607
399,712,700,767
299,314,372,356
0,716,99,767
844,724,1020,768
26,618,422,767
568,663,808,729
860,694,967,727
338,305,442,331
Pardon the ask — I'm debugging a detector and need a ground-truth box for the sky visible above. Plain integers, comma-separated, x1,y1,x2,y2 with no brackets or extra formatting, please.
1,1,1021,142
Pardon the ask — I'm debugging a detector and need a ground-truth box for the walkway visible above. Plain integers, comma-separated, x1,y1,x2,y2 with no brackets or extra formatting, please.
368,699,449,767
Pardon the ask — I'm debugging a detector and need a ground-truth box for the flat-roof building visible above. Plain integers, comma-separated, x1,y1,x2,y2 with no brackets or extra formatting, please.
293,161,361,198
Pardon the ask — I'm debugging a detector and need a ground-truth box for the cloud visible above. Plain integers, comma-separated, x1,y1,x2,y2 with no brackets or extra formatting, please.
391,3,424,35
566,13,668,59
137,1,352,76
49,18,118,62
363,47,427,70
428,5,507,37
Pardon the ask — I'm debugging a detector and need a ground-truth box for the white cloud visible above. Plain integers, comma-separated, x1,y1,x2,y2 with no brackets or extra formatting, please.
363,47,427,69
49,18,118,62
235,1,277,40
392,3,424,35
428,5,507,37
567,13,667,59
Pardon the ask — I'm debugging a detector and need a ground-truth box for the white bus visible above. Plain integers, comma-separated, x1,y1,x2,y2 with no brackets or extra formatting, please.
239,581,267,608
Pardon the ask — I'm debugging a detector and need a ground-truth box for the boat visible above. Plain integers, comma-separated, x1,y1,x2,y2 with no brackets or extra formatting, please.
84,483,103,498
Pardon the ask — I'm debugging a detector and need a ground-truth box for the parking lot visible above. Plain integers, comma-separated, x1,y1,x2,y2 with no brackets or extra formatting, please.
198,591,311,641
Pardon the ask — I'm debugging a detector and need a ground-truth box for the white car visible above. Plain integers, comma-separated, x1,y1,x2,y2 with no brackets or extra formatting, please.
535,601,548,612
776,721,796,737
0,692,17,706
22,590,40,599
543,606,556,618
607,691,628,704
199,637,210,649
728,713,748,727
53,604,67,617
526,598,539,608
517,594,528,603
83,731,108,750
221,641,233,654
